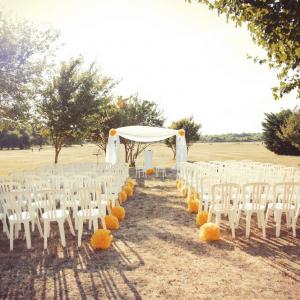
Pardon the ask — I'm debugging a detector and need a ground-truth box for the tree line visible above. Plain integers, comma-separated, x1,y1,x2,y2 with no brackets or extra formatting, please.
201,133,262,143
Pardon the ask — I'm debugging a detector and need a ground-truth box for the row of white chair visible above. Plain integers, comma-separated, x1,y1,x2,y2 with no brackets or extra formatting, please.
0,162,129,250
177,162,300,238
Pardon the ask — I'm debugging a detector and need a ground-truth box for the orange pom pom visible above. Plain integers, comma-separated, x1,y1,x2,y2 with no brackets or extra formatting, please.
187,199,199,213
146,168,156,175
176,180,182,190
178,129,185,137
199,223,220,241
119,191,127,202
104,215,120,230
126,181,135,189
91,229,113,250
124,185,133,197
196,211,208,226
109,128,117,136
112,206,125,221
180,186,188,197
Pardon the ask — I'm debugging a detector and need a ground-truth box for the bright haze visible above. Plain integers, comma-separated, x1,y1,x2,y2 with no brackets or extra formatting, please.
2,0,299,134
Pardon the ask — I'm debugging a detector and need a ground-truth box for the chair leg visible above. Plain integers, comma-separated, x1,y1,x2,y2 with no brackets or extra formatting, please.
92,218,98,232
228,212,236,238
101,216,106,230
58,221,66,247
291,213,296,237
259,211,266,238
275,211,282,238
9,222,14,251
245,212,252,238
44,220,49,249
236,209,241,228
67,215,75,236
36,217,43,238
24,221,31,249
78,218,83,247
265,208,271,226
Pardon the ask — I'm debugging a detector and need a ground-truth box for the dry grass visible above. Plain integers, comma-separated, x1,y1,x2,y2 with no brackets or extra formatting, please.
0,143,299,299
0,142,299,176
0,174,299,299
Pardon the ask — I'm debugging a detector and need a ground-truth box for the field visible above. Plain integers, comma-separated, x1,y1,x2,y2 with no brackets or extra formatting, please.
0,142,299,299
0,142,299,176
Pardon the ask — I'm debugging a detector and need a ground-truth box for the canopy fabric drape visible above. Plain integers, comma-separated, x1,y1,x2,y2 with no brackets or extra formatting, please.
105,125,188,166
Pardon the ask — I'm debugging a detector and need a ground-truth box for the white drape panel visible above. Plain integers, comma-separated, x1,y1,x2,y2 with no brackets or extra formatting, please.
117,126,177,142
144,150,153,170
105,135,120,164
105,126,188,166
176,135,188,166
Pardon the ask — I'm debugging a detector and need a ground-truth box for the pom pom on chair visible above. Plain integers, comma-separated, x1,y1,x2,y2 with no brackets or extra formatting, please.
187,199,199,213
119,191,127,203
146,168,156,175
91,229,113,250
124,185,133,197
126,178,136,188
176,180,182,190
180,186,188,197
112,206,126,221
104,215,120,230
196,211,208,226
199,223,220,241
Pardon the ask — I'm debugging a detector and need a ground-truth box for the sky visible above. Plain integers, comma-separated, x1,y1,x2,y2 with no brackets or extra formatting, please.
1,0,299,134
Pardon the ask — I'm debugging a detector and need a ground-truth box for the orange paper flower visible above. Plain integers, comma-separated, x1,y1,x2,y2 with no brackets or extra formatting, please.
91,229,113,250
196,211,208,226
119,191,127,202
112,206,125,221
199,222,220,241
124,185,133,197
178,129,185,137
146,168,156,175
109,128,117,136
187,199,199,213
104,215,120,230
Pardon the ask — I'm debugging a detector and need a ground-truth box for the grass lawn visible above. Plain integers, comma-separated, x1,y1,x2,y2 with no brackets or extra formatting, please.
0,142,299,176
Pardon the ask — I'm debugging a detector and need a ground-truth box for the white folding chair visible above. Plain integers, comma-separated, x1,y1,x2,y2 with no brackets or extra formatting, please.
266,182,300,237
39,189,75,249
237,183,270,238
208,183,240,238
1,191,43,250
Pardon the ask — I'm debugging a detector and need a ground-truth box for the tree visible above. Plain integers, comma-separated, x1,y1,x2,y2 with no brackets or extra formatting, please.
0,13,59,126
190,1,300,99
39,57,112,163
262,109,300,155
87,95,165,167
280,108,300,150
165,117,201,159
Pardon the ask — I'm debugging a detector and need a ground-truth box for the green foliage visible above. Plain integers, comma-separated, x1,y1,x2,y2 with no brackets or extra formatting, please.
0,13,59,124
87,95,165,166
39,57,112,163
164,117,201,159
262,109,300,155
190,0,300,99
0,128,33,150
201,132,262,143
280,108,300,150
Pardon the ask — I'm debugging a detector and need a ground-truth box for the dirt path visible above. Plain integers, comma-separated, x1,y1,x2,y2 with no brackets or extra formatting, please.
0,174,300,299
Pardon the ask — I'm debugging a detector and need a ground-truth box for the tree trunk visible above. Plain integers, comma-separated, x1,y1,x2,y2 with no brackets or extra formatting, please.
54,141,62,164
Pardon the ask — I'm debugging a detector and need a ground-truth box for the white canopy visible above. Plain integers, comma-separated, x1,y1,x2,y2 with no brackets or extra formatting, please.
105,125,188,166
117,126,177,142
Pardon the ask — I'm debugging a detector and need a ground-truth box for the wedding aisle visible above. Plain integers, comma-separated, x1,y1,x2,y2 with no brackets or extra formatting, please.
0,173,299,299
